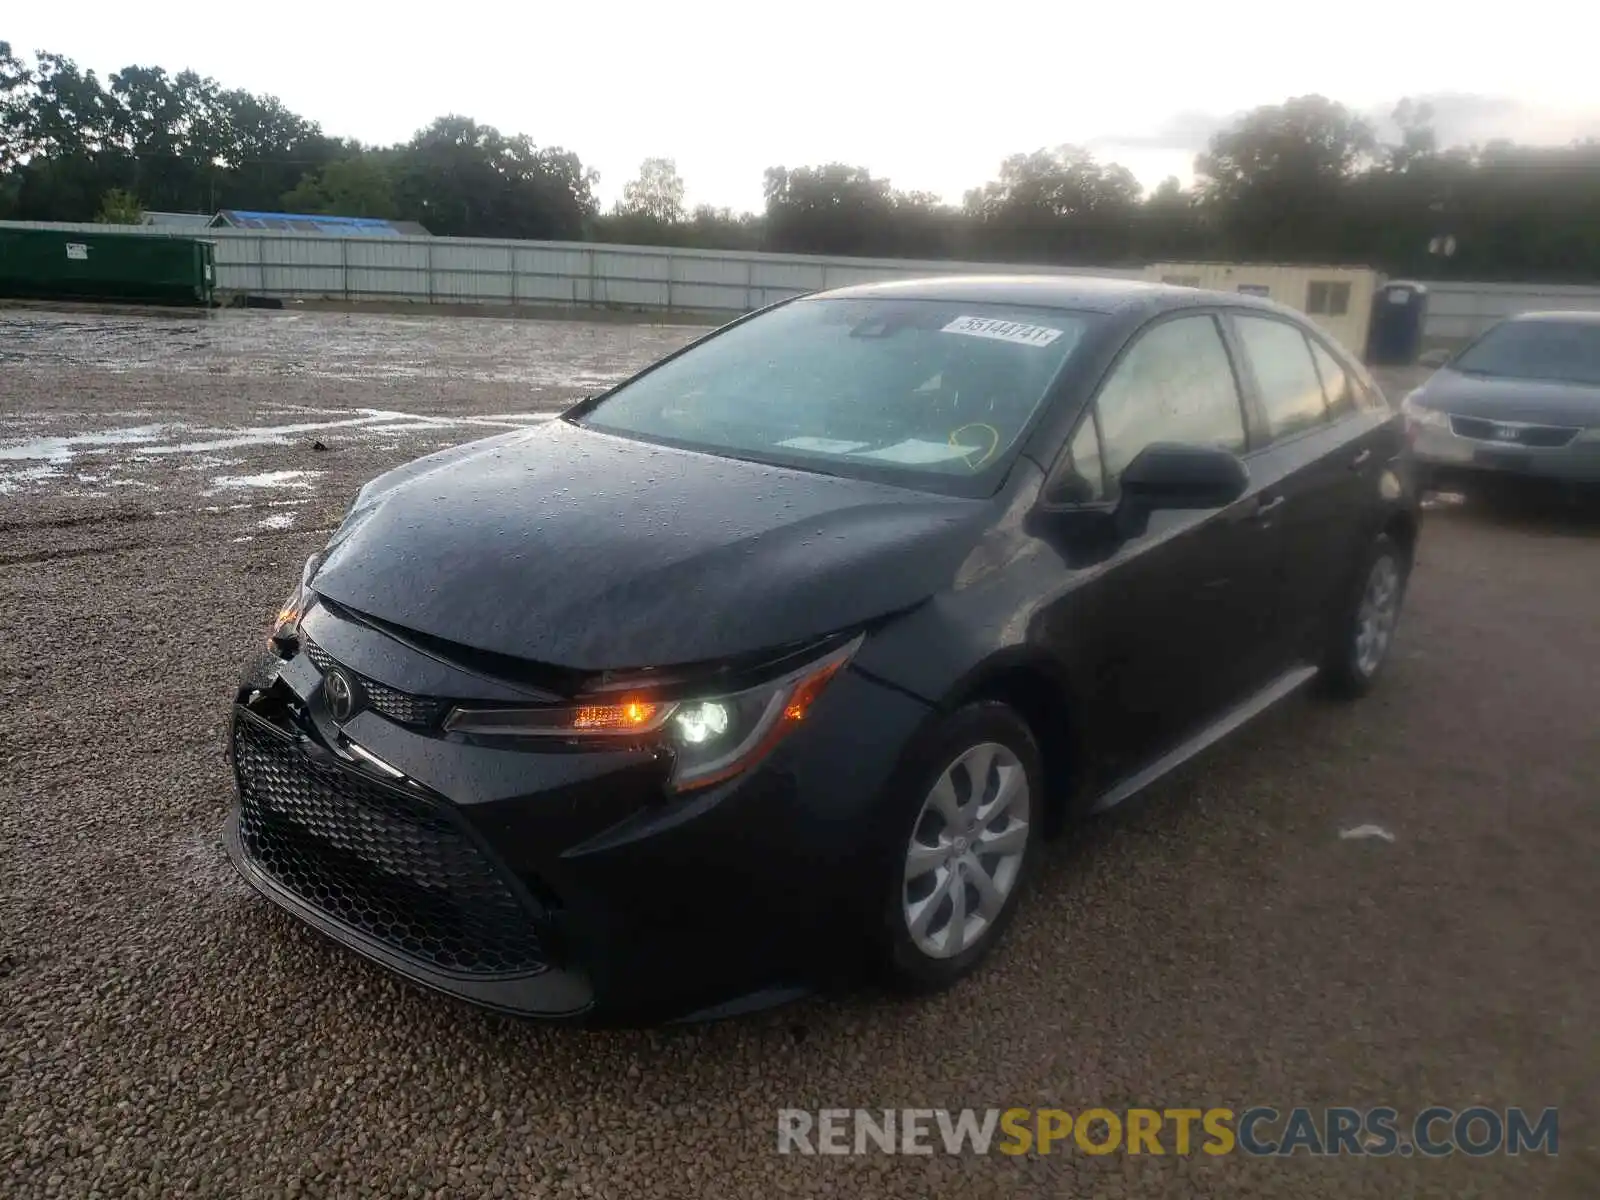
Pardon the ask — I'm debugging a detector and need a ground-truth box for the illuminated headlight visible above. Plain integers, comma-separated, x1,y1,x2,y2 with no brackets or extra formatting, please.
444,636,864,792
1400,393,1450,429
672,700,731,744
266,552,324,652
661,648,852,790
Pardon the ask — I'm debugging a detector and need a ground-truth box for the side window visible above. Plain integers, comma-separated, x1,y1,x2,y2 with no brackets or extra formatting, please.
1307,337,1356,419
1095,315,1247,498
1234,316,1329,441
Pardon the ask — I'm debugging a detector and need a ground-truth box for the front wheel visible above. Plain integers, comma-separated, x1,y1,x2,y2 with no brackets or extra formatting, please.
877,702,1041,993
1321,532,1410,699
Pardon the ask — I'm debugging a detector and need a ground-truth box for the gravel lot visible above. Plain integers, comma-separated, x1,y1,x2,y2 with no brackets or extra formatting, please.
3,308,1597,1199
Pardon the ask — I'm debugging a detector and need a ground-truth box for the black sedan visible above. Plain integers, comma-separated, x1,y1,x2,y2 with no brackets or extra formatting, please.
226,276,1420,1023
1404,310,1600,491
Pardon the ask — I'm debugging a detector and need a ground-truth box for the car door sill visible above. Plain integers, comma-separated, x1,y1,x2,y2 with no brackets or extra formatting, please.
1089,664,1320,814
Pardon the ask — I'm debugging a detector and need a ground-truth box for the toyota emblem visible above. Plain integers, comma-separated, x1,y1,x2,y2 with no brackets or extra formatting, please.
324,668,357,723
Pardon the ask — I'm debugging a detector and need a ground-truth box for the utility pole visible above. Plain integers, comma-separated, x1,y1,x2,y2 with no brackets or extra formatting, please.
1426,192,1456,274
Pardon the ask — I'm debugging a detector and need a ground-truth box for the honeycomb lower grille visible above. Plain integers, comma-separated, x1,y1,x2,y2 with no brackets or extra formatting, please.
232,709,545,976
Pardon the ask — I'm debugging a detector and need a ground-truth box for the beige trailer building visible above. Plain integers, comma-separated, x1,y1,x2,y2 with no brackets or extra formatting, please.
1144,262,1378,357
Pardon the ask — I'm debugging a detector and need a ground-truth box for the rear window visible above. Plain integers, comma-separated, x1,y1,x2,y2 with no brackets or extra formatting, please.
1453,320,1600,386
1234,316,1329,440
578,297,1095,490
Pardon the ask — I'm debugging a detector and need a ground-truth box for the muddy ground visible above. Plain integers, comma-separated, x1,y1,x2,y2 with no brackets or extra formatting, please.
2,308,1596,1198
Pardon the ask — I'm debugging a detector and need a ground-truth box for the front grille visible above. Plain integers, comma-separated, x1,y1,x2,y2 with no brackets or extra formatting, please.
1449,415,1578,448
302,639,335,673
233,709,546,976
361,680,443,726
300,636,445,728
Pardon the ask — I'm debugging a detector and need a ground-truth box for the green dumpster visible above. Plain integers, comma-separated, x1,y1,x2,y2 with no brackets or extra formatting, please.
0,228,215,306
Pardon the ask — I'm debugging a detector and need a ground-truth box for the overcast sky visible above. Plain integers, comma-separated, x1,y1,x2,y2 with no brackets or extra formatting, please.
8,2,1600,212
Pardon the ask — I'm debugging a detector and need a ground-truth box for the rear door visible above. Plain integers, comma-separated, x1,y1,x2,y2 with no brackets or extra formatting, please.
1224,313,1390,662
1310,336,1410,632
1034,311,1284,783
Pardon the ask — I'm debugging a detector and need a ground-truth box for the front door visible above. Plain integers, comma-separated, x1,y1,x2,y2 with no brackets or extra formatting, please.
1035,311,1284,785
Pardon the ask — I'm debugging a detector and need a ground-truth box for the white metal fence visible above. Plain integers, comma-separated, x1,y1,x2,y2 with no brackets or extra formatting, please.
0,220,1142,314
5,219,1600,345
1413,280,1600,345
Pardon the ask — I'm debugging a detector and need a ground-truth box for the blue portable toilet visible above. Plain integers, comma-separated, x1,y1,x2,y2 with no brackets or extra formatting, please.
1367,281,1429,365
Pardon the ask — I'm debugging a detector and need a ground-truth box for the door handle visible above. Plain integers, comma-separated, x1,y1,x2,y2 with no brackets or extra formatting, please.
1253,494,1286,519
1349,448,1373,470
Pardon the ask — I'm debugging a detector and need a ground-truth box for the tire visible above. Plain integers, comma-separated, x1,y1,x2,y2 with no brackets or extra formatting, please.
875,701,1042,994
1320,532,1410,700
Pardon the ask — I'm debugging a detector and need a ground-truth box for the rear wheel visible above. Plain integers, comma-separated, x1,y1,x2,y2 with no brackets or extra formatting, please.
1321,532,1409,699
877,702,1040,993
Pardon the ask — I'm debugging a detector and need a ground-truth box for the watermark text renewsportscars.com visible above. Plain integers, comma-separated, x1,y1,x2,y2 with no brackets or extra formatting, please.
777,1106,1559,1158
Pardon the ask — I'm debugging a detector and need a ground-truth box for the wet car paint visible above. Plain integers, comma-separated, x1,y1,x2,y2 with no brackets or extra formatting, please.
312,419,988,672
225,279,1421,1022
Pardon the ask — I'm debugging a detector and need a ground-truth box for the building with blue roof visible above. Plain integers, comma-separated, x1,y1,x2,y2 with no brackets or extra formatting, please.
209,211,431,237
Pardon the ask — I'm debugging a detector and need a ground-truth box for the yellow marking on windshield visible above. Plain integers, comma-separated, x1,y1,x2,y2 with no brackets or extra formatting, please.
950,423,1002,469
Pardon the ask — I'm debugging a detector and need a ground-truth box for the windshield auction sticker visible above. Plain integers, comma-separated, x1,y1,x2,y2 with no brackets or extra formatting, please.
941,316,1064,348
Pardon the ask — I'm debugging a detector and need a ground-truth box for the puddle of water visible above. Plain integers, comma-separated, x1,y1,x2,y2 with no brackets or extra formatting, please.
0,464,66,493
147,413,446,457
0,411,554,469
196,499,310,513
0,425,180,463
178,457,247,472
209,470,324,492
451,416,560,431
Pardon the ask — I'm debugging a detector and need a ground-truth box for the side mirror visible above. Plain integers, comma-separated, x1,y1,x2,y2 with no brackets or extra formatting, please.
1120,443,1249,512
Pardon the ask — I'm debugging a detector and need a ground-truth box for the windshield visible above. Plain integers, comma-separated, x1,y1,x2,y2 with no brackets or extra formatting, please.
576,297,1094,488
1452,319,1600,386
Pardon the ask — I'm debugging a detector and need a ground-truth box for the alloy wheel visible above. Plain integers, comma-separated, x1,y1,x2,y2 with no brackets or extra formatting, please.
1354,554,1401,677
901,741,1031,960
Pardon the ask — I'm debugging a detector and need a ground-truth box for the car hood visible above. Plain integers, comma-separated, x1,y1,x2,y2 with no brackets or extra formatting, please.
312,420,990,672
1418,368,1600,426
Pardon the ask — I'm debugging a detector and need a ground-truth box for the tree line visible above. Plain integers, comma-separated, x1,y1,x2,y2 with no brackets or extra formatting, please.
4,42,1599,281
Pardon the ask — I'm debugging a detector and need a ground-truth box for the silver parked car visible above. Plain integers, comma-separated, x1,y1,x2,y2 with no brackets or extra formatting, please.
1403,312,1600,491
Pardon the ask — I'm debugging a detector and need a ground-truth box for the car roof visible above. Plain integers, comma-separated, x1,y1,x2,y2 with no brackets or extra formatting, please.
810,273,1289,317
1504,309,1600,326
